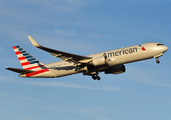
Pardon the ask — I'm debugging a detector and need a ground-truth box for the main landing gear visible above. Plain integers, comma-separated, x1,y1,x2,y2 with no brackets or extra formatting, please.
83,72,101,80
92,75,101,80
83,66,101,80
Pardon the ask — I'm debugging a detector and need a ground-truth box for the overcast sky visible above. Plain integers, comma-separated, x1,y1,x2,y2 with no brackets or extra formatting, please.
1,0,171,120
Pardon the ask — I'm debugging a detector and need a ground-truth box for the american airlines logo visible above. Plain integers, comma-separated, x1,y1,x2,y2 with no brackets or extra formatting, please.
139,44,146,51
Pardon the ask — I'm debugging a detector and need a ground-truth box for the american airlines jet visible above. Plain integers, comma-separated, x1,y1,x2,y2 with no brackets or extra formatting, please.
6,36,168,80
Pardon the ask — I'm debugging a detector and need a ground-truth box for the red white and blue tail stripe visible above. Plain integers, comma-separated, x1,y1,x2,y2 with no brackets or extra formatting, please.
13,45,49,77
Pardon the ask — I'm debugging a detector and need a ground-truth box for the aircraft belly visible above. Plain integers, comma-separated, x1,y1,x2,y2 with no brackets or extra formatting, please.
53,69,81,77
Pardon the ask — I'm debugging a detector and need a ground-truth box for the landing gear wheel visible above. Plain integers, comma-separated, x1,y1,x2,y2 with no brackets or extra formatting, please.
92,75,101,80
96,76,101,80
156,60,160,64
92,75,96,80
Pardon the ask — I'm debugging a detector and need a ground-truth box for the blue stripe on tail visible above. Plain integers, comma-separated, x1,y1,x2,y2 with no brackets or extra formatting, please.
16,45,40,64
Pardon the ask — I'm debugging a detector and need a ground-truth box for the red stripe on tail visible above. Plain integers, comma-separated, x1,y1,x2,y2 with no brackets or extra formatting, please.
13,46,17,49
15,51,21,55
21,62,30,66
18,56,26,60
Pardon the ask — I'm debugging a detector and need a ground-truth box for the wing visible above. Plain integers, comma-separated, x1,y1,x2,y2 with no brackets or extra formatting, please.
6,67,35,74
28,36,92,64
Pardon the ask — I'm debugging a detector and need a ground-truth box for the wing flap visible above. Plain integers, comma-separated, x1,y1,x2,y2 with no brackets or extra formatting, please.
6,67,35,74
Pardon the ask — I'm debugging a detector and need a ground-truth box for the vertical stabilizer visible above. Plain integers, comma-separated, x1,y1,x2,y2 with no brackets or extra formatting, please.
13,45,46,71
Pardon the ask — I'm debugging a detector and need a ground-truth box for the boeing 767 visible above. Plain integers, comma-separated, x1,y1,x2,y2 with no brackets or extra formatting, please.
6,36,168,80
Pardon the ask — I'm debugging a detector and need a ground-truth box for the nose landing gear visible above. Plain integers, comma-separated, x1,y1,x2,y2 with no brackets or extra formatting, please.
156,59,160,64
154,53,164,64
155,57,160,64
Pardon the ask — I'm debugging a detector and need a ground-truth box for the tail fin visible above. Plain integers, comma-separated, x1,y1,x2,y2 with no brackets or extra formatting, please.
13,45,46,71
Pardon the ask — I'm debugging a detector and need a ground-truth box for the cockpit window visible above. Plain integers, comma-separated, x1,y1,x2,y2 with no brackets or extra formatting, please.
157,44,164,46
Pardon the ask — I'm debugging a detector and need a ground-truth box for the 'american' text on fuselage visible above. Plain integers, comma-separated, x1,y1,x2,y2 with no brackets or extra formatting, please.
104,47,138,58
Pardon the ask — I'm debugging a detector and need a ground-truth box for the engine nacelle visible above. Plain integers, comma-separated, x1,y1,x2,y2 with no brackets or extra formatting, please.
91,56,108,67
104,65,126,75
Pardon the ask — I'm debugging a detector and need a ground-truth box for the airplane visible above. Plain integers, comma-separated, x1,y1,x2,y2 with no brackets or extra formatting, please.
6,36,168,80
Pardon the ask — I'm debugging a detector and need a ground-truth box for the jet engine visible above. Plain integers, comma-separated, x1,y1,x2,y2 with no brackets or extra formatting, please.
104,65,126,75
90,56,108,67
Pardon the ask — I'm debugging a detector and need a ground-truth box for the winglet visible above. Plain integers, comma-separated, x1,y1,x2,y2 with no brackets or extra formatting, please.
28,36,41,47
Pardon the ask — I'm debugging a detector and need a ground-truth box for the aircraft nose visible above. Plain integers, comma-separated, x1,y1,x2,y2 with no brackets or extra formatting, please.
164,45,168,51
163,45,168,52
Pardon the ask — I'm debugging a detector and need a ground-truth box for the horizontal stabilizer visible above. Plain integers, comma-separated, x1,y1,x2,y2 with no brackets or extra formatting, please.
5,67,35,74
